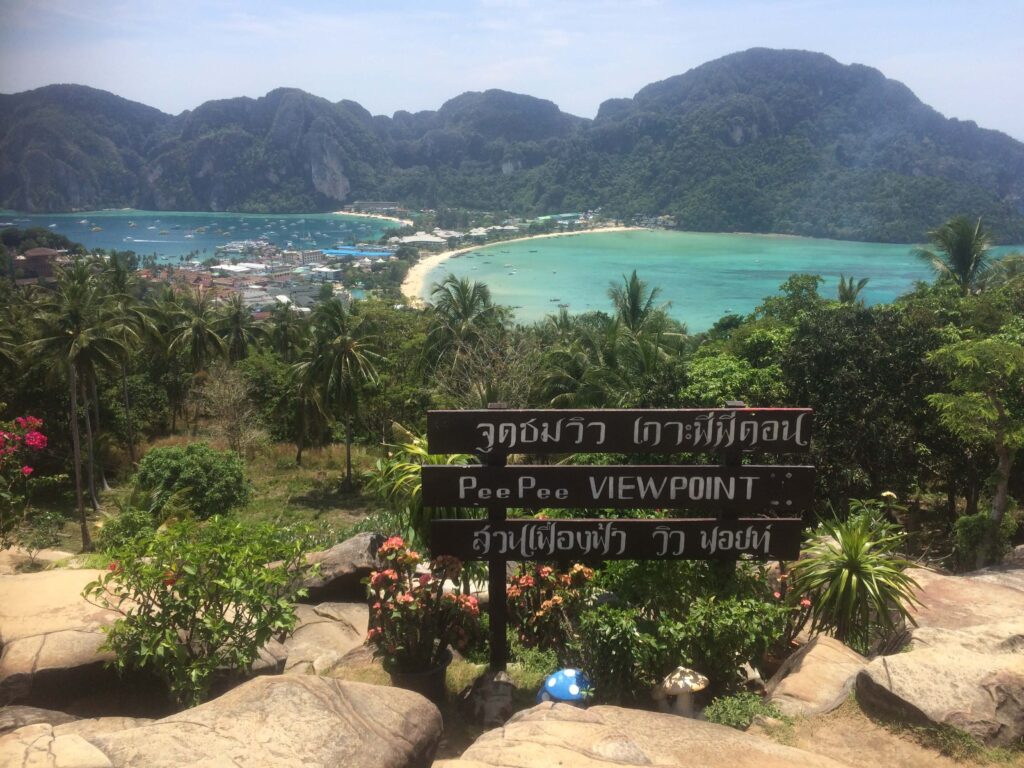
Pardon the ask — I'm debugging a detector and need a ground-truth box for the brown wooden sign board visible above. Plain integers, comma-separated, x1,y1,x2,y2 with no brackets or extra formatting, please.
421,465,815,513
431,518,803,561
427,408,812,455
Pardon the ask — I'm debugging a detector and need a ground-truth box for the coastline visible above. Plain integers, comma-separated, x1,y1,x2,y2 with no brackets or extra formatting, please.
400,225,643,306
331,210,414,227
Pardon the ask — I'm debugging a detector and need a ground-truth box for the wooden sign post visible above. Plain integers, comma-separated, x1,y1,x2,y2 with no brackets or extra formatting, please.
423,407,814,671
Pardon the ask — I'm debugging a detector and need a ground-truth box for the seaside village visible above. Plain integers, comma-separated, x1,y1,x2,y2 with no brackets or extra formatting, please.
5,208,613,313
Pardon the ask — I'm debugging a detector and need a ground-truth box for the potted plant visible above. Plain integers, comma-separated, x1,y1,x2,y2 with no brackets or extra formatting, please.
365,536,481,702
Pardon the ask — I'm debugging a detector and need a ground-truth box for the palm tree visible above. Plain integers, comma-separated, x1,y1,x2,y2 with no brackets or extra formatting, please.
425,274,499,368
915,216,993,295
837,275,869,304
266,301,309,363
144,286,187,431
168,287,227,375
27,260,127,550
302,299,381,488
608,270,667,333
219,293,264,362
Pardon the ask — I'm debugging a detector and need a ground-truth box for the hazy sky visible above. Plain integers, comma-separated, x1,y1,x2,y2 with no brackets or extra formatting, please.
2,0,1022,140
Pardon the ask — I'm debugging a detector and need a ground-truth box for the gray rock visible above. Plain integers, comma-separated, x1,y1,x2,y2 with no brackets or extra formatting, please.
0,723,113,768
283,602,369,675
301,532,384,602
766,635,867,717
457,670,517,727
0,705,78,735
86,675,442,768
907,567,1024,630
435,701,851,767
0,570,118,707
857,620,1024,746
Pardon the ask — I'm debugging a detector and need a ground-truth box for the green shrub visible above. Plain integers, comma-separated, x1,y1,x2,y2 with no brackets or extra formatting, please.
576,604,667,705
704,692,785,730
84,517,311,706
136,443,251,520
789,512,920,654
953,511,1017,571
96,507,156,552
16,510,65,565
672,594,789,689
571,560,787,702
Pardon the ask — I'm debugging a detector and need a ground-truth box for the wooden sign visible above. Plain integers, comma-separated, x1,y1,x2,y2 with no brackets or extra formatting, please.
431,518,803,561
427,408,812,455
422,465,814,513
425,404,815,672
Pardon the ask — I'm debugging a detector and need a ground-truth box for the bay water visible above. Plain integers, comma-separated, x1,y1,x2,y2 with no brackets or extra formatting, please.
424,230,1023,331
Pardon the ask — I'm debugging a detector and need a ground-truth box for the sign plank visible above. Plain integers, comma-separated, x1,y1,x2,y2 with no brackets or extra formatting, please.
422,465,814,513
432,518,803,561
427,408,813,455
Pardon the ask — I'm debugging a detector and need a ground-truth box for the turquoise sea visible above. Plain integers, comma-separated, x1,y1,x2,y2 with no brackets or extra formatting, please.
0,209,394,262
423,230,1024,332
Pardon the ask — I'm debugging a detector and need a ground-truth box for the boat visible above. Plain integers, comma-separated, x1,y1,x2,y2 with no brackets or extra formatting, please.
91,226,103,232
159,229,169,235
48,223,57,228
147,226,157,230
128,221,137,228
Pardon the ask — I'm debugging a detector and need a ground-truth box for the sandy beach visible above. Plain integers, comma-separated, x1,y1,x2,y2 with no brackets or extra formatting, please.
400,225,642,306
331,210,414,227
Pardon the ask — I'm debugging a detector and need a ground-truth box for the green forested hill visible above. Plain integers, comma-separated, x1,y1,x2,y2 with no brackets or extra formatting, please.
3,49,1023,242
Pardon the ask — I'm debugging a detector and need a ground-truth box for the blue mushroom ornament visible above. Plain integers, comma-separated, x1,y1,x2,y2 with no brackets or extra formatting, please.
537,668,591,706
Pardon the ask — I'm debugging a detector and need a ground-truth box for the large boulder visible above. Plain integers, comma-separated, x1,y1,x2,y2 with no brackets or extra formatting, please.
434,701,851,768
908,566,1024,630
766,635,867,717
0,705,78,735
0,723,113,768
857,619,1024,747
301,532,384,602
283,602,369,675
0,675,443,768
0,569,117,707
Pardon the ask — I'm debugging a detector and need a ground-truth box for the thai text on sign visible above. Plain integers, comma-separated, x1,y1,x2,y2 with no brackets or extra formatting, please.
431,518,803,561
427,408,812,455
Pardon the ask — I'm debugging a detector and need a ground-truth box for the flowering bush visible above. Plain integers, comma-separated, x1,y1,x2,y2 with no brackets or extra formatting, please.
365,536,481,673
507,562,595,664
0,414,48,549
84,517,312,706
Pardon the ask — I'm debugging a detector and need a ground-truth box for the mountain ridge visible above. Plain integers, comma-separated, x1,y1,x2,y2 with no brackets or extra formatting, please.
2,48,1023,242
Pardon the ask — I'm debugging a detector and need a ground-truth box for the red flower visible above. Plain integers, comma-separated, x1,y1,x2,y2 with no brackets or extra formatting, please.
800,597,812,608
108,561,121,573
162,572,177,587
20,466,33,477
23,431,47,451
773,591,782,599
378,536,405,555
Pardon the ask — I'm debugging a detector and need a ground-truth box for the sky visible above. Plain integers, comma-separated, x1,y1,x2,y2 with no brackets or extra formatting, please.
2,0,1023,140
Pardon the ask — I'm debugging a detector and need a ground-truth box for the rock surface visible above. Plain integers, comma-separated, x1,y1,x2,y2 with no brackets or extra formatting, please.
0,705,77,735
283,602,369,675
907,565,1024,629
83,675,441,768
302,532,384,602
857,619,1024,746
766,635,866,717
0,570,116,707
435,702,851,767
0,723,113,768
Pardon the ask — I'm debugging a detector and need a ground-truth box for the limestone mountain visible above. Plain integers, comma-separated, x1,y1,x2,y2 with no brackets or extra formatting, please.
2,48,1023,242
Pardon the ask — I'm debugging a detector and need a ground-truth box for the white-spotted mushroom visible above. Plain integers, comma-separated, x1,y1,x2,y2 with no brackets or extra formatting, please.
651,666,709,716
